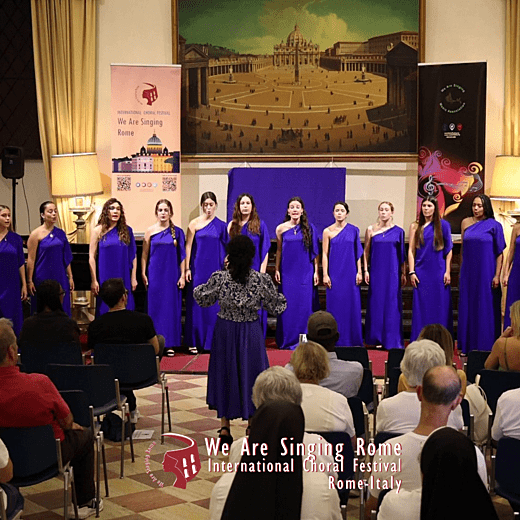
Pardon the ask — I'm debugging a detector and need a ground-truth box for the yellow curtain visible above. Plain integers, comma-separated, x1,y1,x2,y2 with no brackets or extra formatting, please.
505,0,520,155
31,0,97,238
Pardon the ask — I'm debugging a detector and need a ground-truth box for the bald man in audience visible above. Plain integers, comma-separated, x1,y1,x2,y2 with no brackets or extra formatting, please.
364,365,487,520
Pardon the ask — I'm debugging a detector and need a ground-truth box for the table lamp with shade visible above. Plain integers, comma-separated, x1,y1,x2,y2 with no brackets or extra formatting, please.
489,155,520,223
51,152,103,242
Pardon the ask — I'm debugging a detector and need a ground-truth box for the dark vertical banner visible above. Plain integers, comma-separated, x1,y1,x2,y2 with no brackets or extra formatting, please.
418,62,486,233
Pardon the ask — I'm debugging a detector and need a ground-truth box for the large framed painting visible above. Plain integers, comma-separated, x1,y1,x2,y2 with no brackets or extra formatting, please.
176,0,425,161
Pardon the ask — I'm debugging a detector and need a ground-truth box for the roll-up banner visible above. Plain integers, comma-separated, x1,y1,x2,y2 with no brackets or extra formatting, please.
111,64,181,232
418,62,486,234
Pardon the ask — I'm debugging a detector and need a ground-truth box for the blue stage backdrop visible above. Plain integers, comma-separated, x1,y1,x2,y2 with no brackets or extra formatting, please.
227,167,346,239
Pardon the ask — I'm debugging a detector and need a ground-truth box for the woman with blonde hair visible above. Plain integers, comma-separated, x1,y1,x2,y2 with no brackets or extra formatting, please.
291,341,355,438
142,199,186,351
89,198,136,315
485,300,520,372
364,201,406,349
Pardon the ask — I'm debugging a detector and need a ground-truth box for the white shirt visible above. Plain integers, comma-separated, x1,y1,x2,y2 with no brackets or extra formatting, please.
376,391,464,433
368,428,488,498
378,488,421,520
0,439,8,510
209,469,341,520
492,387,520,441
300,383,356,437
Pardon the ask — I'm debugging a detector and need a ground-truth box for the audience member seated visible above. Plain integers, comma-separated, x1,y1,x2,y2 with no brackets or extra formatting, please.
87,278,163,420
377,339,463,433
398,323,467,396
307,311,363,398
492,387,520,441
19,279,80,345
378,427,498,520
364,365,487,520
229,366,335,474
209,400,341,520
291,341,356,441
0,318,100,519
0,438,24,519
485,300,520,372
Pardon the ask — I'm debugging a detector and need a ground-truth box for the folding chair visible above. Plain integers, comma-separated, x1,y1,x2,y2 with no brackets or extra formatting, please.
336,346,372,372
460,398,474,440
385,367,401,398
0,424,79,520
384,348,404,397
347,395,369,441
491,437,520,512
93,343,172,443
19,341,83,374
373,431,401,448
0,483,23,520
478,370,520,414
464,350,491,384
48,364,132,479
59,390,104,518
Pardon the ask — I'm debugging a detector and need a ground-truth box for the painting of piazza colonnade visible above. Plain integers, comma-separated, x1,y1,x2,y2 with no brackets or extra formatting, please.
178,0,422,158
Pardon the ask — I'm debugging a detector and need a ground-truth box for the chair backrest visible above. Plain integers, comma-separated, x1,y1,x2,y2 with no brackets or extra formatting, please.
478,369,520,414
47,364,118,410
20,341,82,374
59,390,91,428
0,425,58,487
466,351,491,383
495,437,520,499
386,349,405,378
347,396,366,438
357,368,375,412
336,347,370,369
387,367,401,398
94,344,158,386
373,431,401,448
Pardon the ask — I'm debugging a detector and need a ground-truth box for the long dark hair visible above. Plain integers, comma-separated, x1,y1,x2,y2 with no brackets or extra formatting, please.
229,193,261,238
283,196,312,251
415,196,444,251
200,191,217,206
472,194,495,219
97,198,131,245
226,235,255,284
155,199,177,245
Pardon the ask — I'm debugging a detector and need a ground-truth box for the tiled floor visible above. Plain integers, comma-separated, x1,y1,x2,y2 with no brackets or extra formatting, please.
18,373,518,519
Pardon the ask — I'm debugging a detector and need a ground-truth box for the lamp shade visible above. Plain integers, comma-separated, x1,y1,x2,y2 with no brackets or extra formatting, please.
489,155,520,200
51,152,103,197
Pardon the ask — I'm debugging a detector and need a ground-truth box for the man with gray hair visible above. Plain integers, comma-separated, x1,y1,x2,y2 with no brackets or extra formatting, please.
364,365,487,519
376,339,463,433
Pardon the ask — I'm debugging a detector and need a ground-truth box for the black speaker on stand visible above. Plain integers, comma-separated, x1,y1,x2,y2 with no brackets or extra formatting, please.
1,146,25,231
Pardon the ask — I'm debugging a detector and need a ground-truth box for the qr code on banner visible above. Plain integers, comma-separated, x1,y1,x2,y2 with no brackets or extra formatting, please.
162,176,177,192
117,176,131,191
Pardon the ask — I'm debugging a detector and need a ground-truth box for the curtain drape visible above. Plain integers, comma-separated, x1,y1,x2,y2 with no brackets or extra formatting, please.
505,0,520,155
31,0,97,237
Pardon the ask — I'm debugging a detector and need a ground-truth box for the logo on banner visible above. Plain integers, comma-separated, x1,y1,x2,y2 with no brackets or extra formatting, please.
135,83,159,106
443,122,462,140
439,84,465,113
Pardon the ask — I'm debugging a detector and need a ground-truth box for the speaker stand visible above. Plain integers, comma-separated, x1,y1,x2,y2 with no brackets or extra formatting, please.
11,178,17,231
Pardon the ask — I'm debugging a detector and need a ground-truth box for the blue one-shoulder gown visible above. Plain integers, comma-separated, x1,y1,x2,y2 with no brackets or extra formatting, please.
33,227,73,316
505,234,520,329
276,223,319,350
147,227,186,348
185,218,228,351
242,220,270,335
410,220,453,341
0,231,25,335
326,224,363,346
365,226,405,349
458,219,505,353
97,226,136,315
